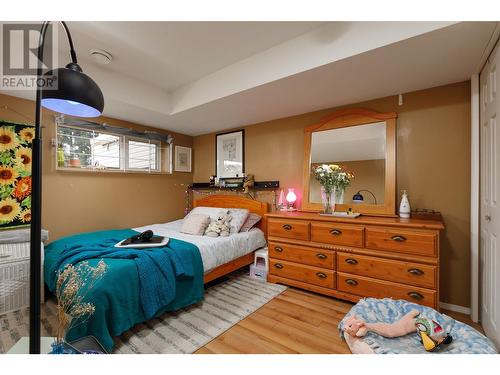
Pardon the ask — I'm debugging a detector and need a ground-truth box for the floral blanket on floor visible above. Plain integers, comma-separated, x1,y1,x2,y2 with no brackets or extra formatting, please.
338,298,498,354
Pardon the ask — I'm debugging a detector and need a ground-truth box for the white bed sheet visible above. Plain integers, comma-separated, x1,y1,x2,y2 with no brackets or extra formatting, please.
134,219,266,273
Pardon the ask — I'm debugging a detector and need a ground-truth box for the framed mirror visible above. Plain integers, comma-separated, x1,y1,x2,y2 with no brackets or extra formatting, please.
302,108,397,216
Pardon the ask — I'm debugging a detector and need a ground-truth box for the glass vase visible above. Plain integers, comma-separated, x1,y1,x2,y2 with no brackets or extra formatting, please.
320,186,335,214
334,187,345,204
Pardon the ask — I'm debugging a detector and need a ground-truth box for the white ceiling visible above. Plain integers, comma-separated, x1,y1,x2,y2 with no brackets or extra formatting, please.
66,21,324,91
2,21,498,136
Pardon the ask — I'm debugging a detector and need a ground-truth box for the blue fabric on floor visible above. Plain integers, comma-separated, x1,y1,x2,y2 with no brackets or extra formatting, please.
338,298,498,354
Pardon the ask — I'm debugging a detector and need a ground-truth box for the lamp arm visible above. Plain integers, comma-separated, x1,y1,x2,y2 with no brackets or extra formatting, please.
36,22,78,74
358,189,378,205
60,21,78,64
30,20,77,354
29,20,50,355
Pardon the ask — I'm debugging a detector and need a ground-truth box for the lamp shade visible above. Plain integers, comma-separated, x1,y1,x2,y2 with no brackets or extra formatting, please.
352,191,364,203
286,188,297,204
41,63,104,117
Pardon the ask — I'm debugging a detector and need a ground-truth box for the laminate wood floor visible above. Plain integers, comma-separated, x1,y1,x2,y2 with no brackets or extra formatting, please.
195,287,483,354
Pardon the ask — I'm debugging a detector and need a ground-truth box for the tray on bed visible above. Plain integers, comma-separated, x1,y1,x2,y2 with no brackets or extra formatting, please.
114,236,169,248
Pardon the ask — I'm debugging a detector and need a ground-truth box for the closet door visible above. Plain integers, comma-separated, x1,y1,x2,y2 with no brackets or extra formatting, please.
480,37,500,349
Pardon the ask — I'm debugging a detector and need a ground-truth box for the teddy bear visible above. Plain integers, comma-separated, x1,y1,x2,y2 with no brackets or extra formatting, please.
204,212,232,237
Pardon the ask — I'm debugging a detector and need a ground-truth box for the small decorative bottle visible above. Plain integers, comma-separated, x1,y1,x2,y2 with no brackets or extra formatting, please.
399,190,411,218
278,189,285,211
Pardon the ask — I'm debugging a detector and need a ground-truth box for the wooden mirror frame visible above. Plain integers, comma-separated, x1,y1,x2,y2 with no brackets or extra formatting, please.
302,108,397,217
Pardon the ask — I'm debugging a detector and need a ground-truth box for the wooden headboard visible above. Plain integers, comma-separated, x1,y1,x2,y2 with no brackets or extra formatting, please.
192,195,268,236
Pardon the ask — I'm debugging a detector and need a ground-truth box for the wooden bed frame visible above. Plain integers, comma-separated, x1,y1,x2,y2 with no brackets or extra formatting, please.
192,195,268,284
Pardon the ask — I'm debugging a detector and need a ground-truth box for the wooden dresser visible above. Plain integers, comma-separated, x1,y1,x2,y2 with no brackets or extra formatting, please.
266,212,444,309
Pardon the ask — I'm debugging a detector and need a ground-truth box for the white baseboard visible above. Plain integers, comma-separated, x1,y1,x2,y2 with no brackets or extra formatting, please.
440,302,471,315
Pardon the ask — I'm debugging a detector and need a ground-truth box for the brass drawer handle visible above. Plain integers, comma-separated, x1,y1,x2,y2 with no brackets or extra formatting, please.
274,246,283,253
345,278,358,286
316,253,327,260
408,268,424,276
330,229,342,235
391,235,407,242
408,292,424,300
274,263,284,269
345,258,358,265
282,224,292,231
316,272,327,279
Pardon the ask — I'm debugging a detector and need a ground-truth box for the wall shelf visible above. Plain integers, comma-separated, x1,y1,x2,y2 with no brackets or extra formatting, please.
186,182,280,214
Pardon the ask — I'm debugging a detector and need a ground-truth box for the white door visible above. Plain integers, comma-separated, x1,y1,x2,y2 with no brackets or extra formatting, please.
480,37,500,349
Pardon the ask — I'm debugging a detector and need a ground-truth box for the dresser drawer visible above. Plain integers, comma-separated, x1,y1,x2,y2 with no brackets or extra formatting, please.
337,272,436,308
311,223,364,248
365,227,437,257
268,219,310,241
337,252,437,289
270,259,335,289
269,242,335,268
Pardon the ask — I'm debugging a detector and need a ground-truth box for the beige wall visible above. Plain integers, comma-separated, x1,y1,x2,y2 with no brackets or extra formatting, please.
194,81,472,307
0,93,193,241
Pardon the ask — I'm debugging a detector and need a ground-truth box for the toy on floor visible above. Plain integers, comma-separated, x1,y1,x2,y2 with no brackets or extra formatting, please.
339,298,496,354
415,317,453,352
343,310,453,352
343,310,420,338
205,212,232,237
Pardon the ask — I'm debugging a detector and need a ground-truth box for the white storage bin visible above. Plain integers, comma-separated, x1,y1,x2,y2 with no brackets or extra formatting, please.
253,247,269,269
0,261,29,314
249,264,268,282
0,242,45,315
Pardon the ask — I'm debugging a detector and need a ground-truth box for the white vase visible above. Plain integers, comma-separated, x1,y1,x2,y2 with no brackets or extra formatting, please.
399,190,411,218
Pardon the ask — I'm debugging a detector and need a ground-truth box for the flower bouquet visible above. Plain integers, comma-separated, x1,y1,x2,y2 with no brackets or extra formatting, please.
312,164,354,213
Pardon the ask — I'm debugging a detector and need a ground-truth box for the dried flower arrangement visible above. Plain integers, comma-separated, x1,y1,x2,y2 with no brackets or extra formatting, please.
54,260,107,344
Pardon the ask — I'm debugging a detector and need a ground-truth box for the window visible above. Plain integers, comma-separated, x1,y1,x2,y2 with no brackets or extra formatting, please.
55,121,171,174
126,138,160,171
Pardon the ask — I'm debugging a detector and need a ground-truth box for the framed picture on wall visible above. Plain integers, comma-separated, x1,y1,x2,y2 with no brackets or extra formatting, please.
174,145,192,172
216,129,244,178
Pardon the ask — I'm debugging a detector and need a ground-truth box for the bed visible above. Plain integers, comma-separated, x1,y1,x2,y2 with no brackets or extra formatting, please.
43,195,268,352
186,194,267,283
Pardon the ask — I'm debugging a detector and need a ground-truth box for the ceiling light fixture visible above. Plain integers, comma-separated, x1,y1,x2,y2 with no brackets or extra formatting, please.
90,49,113,65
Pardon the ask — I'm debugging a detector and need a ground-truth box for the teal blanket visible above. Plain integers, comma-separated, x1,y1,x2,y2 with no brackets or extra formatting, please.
44,229,204,352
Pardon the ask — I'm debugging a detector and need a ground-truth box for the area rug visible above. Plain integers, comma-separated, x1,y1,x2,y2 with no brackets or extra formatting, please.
0,269,287,354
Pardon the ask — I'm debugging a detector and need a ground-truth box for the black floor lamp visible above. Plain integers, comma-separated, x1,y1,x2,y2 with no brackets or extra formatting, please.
30,21,104,354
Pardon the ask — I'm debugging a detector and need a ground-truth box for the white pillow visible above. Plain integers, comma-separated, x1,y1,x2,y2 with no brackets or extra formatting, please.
180,214,211,236
226,208,250,234
186,206,228,221
239,213,262,232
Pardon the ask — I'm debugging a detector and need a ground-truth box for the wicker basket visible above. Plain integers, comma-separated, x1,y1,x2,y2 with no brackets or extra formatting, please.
0,242,44,315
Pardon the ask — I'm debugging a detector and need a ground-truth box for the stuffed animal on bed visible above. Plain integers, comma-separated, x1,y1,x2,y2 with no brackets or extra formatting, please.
204,212,232,237
343,310,420,338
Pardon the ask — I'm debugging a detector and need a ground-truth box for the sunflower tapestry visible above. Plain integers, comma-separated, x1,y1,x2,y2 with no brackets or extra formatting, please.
0,120,34,229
